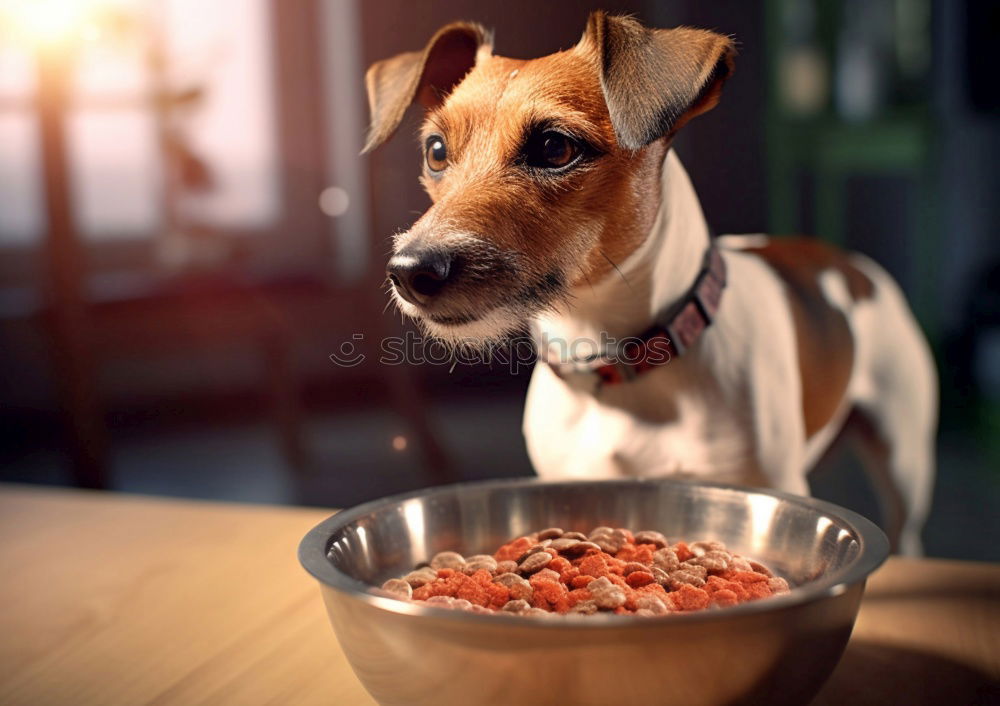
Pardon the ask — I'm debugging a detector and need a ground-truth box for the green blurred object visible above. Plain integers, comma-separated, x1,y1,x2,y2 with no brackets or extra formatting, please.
764,0,939,340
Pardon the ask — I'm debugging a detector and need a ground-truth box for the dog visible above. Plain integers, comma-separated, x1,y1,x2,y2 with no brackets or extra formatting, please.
364,12,937,555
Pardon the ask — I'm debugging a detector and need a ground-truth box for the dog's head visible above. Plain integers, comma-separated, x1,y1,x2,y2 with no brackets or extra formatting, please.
365,12,735,345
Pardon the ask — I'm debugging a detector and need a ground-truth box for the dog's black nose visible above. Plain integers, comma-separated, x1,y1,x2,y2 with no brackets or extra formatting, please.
387,249,453,305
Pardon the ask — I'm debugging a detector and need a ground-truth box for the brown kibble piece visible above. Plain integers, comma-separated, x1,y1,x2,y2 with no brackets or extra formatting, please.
515,541,552,563
502,599,531,613
688,550,731,572
465,554,498,573
495,560,518,574
519,552,553,574
587,576,627,610
493,572,534,601
550,537,582,552
691,540,727,555
533,568,561,583
403,567,438,588
652,547,680,572
380,578,413,600
729,556,753,572
564,541,602,556
636,594,670,615
768,576,790,594
537,527,564,540
589,527,629,554
669,564,708,589
424,595,455,607
430,551,466,570
634,530,669,548
561,531,588,541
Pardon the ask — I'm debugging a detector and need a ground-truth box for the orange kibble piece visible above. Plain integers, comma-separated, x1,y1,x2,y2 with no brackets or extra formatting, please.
706,576,748,602
553,597,572,614
626,571,655,588
635,582,668,596
456,581,489,606
535,580,566,602
579,553,610,578
548,556,572,574
560,566,581,584
487,583,510,608
607,573,630,589
712,589,739,607
471,569,494,584
743,581,774,600
413,577,457,601
669,583,711,612
530,578,568,611
615,544,639,562
571,575,593,589
493,536,533,562
674,542,694,562
567,588,592,606
632,544,655,564
719,569,768,584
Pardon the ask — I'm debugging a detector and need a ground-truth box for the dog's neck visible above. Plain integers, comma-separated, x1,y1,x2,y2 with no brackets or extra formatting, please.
533,149,712,357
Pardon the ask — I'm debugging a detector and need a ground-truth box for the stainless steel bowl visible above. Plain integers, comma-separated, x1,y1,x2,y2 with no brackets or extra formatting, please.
299,478,888,706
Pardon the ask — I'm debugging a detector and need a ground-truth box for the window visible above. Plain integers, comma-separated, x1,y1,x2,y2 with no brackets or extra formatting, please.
0,0,279,251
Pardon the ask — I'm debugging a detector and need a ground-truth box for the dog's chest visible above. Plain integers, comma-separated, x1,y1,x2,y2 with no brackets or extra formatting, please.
523,363,759,483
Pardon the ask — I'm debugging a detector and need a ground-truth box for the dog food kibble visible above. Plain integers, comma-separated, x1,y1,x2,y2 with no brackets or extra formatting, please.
378,527,790,617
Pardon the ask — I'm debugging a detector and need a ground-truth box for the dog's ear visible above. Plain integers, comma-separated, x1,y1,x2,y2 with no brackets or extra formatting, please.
580,12,735,150
363,22,492,153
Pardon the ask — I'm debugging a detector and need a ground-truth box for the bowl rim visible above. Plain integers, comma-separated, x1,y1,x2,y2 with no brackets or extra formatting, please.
298,477,890,628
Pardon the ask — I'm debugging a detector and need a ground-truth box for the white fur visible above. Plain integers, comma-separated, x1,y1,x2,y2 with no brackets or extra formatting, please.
525,150,936,554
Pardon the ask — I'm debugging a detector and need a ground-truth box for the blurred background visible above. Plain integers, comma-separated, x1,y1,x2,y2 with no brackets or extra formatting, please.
0,0,996,560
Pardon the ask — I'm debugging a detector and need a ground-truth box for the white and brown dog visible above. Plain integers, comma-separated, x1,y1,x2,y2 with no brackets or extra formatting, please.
365,12,937,554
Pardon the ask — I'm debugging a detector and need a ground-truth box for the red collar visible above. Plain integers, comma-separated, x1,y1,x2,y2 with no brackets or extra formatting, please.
545,244,727,388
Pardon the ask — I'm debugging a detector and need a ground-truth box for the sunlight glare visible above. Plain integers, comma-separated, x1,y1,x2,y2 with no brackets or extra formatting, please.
1,0,101,45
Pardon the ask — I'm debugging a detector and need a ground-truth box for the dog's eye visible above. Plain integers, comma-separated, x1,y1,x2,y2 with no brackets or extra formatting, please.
425,136,448,172
524,130,582,170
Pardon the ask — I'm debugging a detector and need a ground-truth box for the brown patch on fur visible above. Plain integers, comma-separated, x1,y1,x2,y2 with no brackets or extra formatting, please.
581,12,736,149
743,237,875,438
363,22,492,153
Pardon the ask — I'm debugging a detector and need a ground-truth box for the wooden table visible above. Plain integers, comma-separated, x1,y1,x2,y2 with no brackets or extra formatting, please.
0,485,997,705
